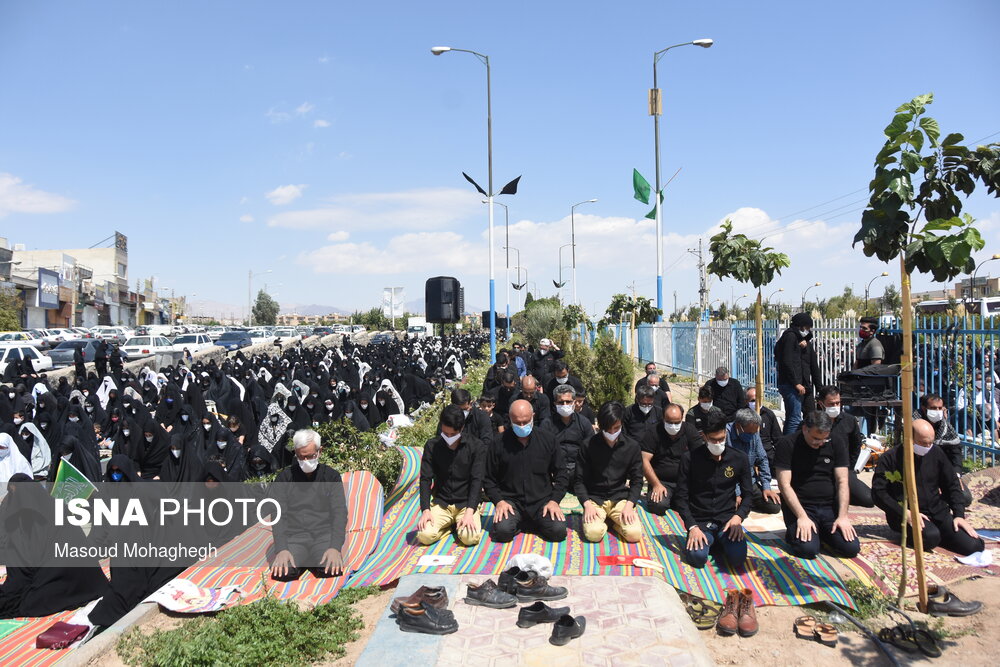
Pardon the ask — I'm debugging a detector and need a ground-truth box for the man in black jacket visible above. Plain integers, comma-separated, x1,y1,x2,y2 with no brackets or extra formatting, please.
270,429,348,581
700,366,746,423
916,393,972,506
485,400,568,542
623,385,659,439
674,409,752,569
543,360,585,402
872,419,984,556
528,338,564,387
576,401,644,543
415,405,487,546
451,388,493,446
814,386,874,507
641,403,704,514
774,313,821,435
541,384,593,488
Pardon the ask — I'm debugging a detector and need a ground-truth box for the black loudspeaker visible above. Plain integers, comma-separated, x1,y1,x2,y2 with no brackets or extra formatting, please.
481,311,509,331
426,276,462,323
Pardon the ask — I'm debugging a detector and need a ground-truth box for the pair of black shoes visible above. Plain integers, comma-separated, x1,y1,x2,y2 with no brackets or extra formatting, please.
464,567,585,646
396,599,458,635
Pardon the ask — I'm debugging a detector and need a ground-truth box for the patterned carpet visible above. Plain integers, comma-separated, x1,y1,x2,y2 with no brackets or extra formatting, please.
841,467,1000,597
345,446,855,608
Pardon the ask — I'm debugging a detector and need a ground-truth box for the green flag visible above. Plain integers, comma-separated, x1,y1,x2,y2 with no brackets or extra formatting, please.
644,191,665,219
50,456,98,503
632,169,651,205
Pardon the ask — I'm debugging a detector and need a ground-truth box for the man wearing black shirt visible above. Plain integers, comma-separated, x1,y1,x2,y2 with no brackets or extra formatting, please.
451,388,494,446
685,387,716,433
415,405,487,547
774,411,859,559
674,409,753,569
701,366,747,423
873,419,984,556
543,361,585,402
494,369,520,417
541,384,593,487
746,387,781,466
528,338,564,386
623,385,659,440
641,404,704,515
574,388,597,426
576,402,644,543
509,375,551,426
916,393,972,506
774,313,821,435
635,362,673,405
485,400,568,543
270,429,348,581
814,386,873,507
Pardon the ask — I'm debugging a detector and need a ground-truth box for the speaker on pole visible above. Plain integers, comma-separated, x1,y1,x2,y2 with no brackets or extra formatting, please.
426,276,462,323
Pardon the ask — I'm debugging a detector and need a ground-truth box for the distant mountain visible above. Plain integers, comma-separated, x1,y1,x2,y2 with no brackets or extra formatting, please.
279,303,350,316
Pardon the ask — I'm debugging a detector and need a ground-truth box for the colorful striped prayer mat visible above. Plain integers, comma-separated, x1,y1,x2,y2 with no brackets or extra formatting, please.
177,469,385,606
345,446,854,609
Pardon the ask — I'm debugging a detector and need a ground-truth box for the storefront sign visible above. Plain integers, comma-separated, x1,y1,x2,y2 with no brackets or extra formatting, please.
37,268,60,309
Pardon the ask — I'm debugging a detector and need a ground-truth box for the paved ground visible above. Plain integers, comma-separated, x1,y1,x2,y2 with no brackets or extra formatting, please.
356,573,713,667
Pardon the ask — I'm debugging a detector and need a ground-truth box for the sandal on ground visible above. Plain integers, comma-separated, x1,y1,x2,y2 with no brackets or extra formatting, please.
878,626,919,653
911,628,942,658
793,615,817,639
814,623,839,647
685,599,722,630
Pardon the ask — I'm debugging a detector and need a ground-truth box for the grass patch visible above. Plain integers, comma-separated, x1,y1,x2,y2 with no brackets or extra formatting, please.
118,586,380,667
843,578,894,620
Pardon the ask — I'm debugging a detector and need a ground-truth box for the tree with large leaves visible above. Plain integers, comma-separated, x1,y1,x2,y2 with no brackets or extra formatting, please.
707,219,791,412
854,93,1000,611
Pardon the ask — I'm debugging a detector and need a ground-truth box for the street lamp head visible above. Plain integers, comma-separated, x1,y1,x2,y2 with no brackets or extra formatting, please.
692,39,714,48
881,272,889,276
778,288,785,292
587,198,598,203
430,46,451,55
814,282,822,287
993,254,1000,260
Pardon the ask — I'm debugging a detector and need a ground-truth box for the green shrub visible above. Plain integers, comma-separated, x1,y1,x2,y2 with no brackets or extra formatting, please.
118,586,380,667
843,577,893,620
313,420,404,493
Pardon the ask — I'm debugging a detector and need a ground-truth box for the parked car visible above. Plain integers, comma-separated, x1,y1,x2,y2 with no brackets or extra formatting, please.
0,331,48,350
46,340,130,369
170,333,213,354
312,326,335,336
0,344,53,374
247,329,274,345
121,336,175,358
70,327,94,339
370,333,393,345
351,325,367,334
216,331,253,351
273,328,296,339
92,326,131,344
206,326,226,341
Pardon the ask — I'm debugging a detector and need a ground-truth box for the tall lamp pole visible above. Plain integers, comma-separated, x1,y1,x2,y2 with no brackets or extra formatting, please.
651,38,713,321
864,271,890,315
801,282,821,311
488,200,511,339
570,198,597,306
433,45,497,362
506,246,521,311
247,268,271,327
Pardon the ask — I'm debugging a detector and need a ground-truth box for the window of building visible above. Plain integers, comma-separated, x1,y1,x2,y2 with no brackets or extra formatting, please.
118,262,127,277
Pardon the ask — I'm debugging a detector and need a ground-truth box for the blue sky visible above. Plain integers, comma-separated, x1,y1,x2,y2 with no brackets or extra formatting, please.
2,0,998,318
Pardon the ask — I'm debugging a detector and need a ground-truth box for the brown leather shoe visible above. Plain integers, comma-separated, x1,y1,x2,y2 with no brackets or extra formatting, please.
737,588,758,637
716,589,741,635
391,585,448,614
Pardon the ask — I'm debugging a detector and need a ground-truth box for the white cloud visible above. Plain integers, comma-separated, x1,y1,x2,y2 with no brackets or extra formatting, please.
298,231,483,275
295,102,314,116
265,107,291,124
326,230,349,242
267,187,480,231
265,184,307,206
239,214,254,223
313,119,330,128
0,173,76,217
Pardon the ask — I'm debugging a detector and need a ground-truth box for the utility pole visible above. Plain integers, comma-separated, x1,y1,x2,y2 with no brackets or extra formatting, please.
627,281,638,361
673,290,678,320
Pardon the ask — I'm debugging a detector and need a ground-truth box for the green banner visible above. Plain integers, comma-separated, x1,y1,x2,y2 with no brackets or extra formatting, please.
50,456,98,502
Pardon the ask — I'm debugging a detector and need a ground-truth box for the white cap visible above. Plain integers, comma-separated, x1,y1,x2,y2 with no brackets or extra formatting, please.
540,338,552,346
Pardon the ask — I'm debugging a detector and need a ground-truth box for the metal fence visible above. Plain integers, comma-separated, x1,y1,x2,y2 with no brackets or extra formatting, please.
621,316,999,464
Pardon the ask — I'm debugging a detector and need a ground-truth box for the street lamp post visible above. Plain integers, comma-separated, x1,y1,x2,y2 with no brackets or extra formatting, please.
864,271,890,315
505,246,520,312
487,200,512,339
554,243,572,303
967,254,1000,312
801,282,821,311
570,198,597,306
248,268,272,327
433,45,497,362
651,38,713,322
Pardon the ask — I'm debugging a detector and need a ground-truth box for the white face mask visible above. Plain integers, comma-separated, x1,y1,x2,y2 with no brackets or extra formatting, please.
123,429,130,437
824,406,841,419
638,404,653,415
556,404,574,418
462,409,470,418
539,349,548,356
716,378,729,387
345,412,353,419
556,377,568,385
378,399,386,406
12,418,22,425
0,446,8,460
440,431,461,446
664,422,682,436
298,457,319,473
926,409,944,423
68,417,80,423
602,428,621,443
181,415,189,422
913,443,933,457
797,328,810,338
748,401,756,411
203,423,212,431
145,435,154,442
706,441,726,456
170,448,181,459
216,440,227,449
700,402,713,412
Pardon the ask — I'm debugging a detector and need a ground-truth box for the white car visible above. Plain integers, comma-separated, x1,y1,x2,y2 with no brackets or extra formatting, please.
0,345,53,374
0,331,48,350
247,329,274,345
206,326,226,341
351,325,367,334
273,328,296,339
121,335,175,358
92,326,131,344
41,328,80,346
170,333,213,354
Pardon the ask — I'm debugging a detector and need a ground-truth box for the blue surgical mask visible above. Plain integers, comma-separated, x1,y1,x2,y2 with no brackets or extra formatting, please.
110,471,123,482
512,422,533,438
738,432,755,444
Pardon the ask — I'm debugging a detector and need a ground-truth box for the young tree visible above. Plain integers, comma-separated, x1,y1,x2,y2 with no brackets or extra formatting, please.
0,286,22,331
251,290,280,326
854,93,1000,610
881,284,902,315
707,219,791,411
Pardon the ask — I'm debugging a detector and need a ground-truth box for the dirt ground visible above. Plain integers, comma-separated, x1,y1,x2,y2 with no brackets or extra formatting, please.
322,586,395,666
